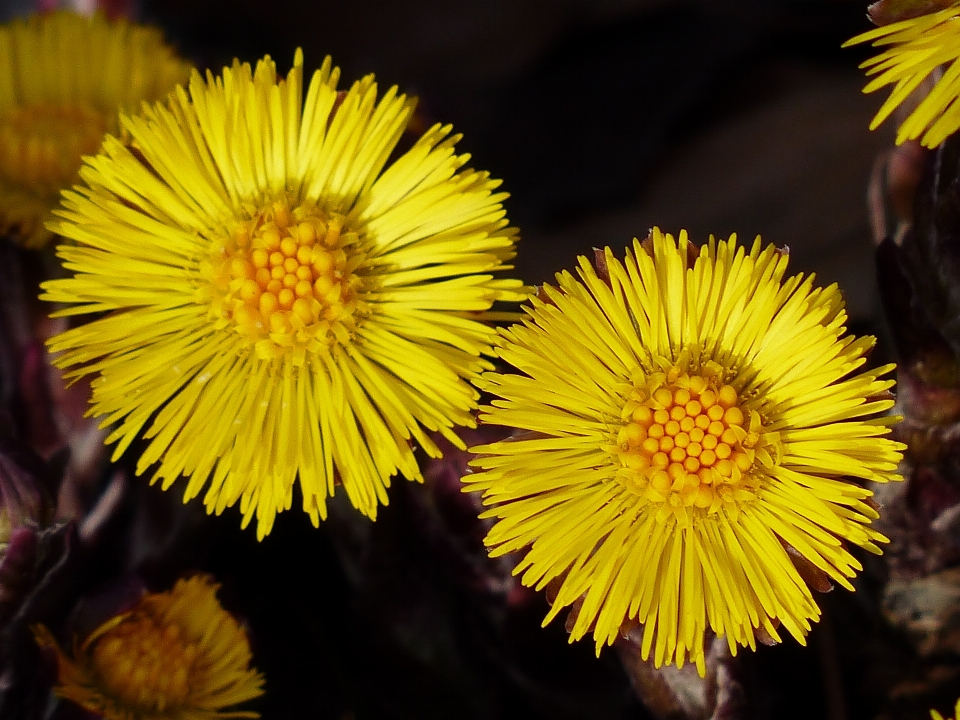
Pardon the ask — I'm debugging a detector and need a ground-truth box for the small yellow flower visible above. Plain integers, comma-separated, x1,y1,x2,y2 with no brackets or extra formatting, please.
933,699,960,720
41,52,527,538
845,3,960,147
466,229,905,675
0,11,190,248
34,576,264,720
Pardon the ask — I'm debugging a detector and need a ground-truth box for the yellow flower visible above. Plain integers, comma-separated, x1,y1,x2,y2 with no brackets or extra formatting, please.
0,11,190,248
41,52,526,539
34,575,264,720
845,3,960,147
465,229,905,675
933,699,960,720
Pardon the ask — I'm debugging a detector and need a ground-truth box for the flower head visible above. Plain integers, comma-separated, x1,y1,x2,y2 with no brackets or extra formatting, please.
845,3,960,148
34,575,263,720
465,229,905,674
0,11,190,248
41,52,526,538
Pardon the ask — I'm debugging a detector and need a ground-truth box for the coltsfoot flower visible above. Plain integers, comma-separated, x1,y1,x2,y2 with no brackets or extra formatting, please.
0,11,190,247
41,52,526,538
466,229,905,674
846,3,960,148
34,575,264,719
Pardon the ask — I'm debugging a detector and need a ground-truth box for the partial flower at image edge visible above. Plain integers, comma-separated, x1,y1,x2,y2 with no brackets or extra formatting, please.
34,575,264,720
0,10,191,248
846,2,960,148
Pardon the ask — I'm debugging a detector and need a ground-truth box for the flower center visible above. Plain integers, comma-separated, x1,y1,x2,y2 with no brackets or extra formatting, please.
0,103,107,193
615,364,768,521
205,198,366,363
91,611,197,711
